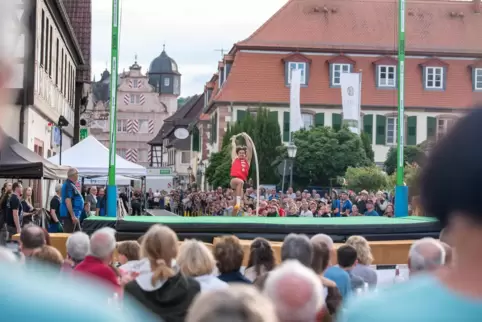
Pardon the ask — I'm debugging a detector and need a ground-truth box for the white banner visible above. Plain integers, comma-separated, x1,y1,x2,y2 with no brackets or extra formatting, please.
290,68,303,136
340,73,362,134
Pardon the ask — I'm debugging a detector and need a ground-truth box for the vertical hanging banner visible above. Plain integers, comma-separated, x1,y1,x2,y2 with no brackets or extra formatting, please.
289,68,303,136
340,73,361,134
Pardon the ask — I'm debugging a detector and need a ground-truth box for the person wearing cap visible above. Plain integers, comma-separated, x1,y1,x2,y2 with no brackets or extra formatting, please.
364,200,380,217
356,190,369,213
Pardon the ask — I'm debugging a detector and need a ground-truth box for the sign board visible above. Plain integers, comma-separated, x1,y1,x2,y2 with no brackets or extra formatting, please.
80,128,89,141
51,126,61,147
146,168,172,176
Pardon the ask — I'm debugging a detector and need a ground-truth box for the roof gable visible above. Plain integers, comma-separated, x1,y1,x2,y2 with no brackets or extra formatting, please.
419,57,448,67
373,56,398,66
237,0,482,56
327,55,356,65
282,52,312,63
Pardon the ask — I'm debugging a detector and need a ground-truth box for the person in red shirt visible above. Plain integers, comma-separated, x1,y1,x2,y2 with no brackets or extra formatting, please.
230,133,253,215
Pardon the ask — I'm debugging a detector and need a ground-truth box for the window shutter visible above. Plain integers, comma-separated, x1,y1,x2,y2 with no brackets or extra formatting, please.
269,111,278,123
283,111,290,142
192,127,200,152
314,113,325,127
332,113,342,131
376,115,386,145
213,113,218,143
363,114,373,143
407,116,417,146
427,116,436,139
237,110,247,122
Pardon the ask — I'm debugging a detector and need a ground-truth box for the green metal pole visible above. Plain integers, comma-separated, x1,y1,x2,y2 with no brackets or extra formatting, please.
395,0,408,216
106,0,120,217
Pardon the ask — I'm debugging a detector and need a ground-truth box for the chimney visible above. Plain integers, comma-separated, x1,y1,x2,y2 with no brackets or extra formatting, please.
475,0,481,14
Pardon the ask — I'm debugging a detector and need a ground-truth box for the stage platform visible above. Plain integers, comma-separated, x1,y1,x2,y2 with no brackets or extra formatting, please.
82,215,441,242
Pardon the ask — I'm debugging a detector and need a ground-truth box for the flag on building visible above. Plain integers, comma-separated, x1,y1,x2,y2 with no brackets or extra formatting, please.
340,73,362,134
289,68,303,137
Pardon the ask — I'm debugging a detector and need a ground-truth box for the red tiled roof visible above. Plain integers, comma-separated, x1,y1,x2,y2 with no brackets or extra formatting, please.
62,0,92,81
238,0,482,56
213,51,482,109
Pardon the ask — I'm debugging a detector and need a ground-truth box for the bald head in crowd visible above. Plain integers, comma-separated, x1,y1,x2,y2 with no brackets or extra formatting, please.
20,224,46,257
408,238,446,275
264,260,323,322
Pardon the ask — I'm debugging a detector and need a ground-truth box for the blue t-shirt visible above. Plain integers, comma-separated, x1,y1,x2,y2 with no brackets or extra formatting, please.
60,179,84,218
341,199,353,216
96,196,106,216
365,210,380,216
332,199,341,217
0,262,158,321
325,266,351,299
338,274,482,322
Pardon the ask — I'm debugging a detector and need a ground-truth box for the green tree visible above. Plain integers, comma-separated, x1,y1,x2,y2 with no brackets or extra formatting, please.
279,126,370,187
205,108,282,187
384,145,424,175
344,166,388,193
387,163,421,198
360,132,375,163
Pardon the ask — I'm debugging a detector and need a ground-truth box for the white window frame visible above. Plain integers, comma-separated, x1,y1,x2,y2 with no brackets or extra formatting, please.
437,118,456,140
301,113,313,129
117,119,127,133
331,63,351,86
386,117,397,145
130,94,140,104
475,68,482,90
181,151,191,164
425,67,444,89
378,65,396,87
138,119,149,133
117,148,127,158
164,77,170,87
132,79,139,88
288,62,307,85
138,149,148,162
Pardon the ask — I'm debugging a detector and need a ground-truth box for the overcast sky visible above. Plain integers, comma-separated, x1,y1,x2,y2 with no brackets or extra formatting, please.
92,0,287,96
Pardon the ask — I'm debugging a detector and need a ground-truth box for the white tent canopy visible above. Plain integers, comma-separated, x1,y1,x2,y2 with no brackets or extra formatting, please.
48,136,146,177
83,175,141,186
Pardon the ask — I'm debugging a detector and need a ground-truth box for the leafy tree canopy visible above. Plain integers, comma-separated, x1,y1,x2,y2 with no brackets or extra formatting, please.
384,145,424,175
344,166,388,193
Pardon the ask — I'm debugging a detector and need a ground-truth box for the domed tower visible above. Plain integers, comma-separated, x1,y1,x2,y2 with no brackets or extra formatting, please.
148,45,181,96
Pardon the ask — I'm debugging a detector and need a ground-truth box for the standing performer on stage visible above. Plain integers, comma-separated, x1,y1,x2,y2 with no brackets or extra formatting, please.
230,133,253,214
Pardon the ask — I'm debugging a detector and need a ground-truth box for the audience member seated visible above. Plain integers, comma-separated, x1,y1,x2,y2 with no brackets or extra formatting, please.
124,224,200,322
345,235,377,287
177,239,228,292
186,285,277,322
255,233,313,289
408,237,446,276
19,224,46,258
311,234,351,299
63,232,90,271
337,245,364,290
310,240,342,318
264,260,324,322
32,245,63,269
244,237,276,282
75,228,124,292
214,235,251,284
117,240,142,273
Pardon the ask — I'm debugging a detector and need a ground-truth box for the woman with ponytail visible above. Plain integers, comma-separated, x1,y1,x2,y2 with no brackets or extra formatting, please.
244,237,276,282
124,224,200,322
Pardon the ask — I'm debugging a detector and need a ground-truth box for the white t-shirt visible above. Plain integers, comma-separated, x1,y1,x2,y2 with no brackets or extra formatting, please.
299,210,313,217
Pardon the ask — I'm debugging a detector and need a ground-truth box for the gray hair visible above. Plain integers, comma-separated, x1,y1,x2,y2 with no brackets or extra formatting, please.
310,234,334,250
90,228,116,260
281,233,313,267
67,167,78,178
264,260,323,321
66,232,90,263
55,184,62,193
409,238,446,273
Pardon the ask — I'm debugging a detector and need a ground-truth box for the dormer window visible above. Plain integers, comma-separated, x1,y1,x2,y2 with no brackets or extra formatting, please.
288,62,307,85
420,58,448,91
425,67,444,89
378,66,396,87
473,68,482,91
282,53,311,86
327,55,355,87
164,77,170,86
